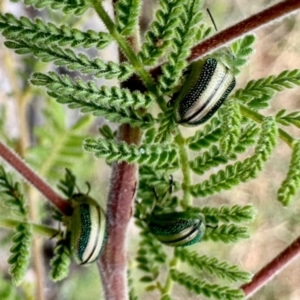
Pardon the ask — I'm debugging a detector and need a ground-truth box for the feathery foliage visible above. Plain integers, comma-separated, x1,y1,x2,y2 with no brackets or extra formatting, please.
158,0,204,94
230,35,255,75
190,123,259,175
31,72,154,110
276,109,300,128
139,0,184,66
84,137,179,168
49,240,71,282
0,13,111,50
219,100,242,156
175,248,251,283
13,0,89,15
187,117,222,151
154,109,177,143
0,0,300,299
233,69,300,109
5,40,133,80
0,167,32,285
277,140,300,206
115,0,142,36
170,269,245,299
190,117,277,197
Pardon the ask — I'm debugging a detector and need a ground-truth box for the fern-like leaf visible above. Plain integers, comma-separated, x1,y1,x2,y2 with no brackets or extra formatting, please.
187,117,222,151
200,205,256,224
277,140,300,206
84,138,179,168
233,69,300,109
0,167,28,217
193,23,212,46
14,0,89,15
8,223,32,285
230,35,255,75
154,109,176,143
31,72,154,110
175,248,251,283
170,270,244,300
5,40,133,80
158,0,204,94
276,109,300,128
219,100,242,156
139,0,185,66
115,0,142,36
190,118,277,197
204,224,249,243
49,93,154,128
190,124,259,175
57,169,77,198
0,13,111,50
49,240,71,282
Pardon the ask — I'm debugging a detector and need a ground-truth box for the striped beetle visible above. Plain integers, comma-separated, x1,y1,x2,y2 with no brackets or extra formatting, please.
169,57,236,126
69,193,107,265
143,176,210,247
148,211,206,247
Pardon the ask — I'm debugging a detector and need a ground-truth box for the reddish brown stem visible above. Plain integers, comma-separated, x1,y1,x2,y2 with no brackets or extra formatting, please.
189,0,300,61
0,140,72,215
99,124,142,300
241,235,300,298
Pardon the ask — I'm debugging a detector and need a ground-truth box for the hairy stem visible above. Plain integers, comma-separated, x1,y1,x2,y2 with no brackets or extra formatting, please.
97,8,143,300
0,140,71,215
189,0,300,61
99,125,141,300
241,235,300,298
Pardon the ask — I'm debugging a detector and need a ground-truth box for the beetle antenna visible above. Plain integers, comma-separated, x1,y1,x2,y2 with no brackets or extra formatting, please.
85,182,91,195
207,8,218,32
75,183,81,193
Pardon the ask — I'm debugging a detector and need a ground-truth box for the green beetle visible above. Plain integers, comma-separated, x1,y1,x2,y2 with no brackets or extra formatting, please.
148,211,206,247
143,176,209,247
169,57,236,126
69,193,107,265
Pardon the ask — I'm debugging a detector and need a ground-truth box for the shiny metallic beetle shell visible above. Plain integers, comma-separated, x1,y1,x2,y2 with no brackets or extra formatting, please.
70,194,107,265
148,211,206,247
171,58,236,126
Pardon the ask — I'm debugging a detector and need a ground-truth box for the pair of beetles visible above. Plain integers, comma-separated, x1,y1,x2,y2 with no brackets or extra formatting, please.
69,57,236,265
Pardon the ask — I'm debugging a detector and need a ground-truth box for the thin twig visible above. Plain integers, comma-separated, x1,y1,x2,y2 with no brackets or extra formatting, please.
0,140,72,215
189,0,300,61
241,235,300,298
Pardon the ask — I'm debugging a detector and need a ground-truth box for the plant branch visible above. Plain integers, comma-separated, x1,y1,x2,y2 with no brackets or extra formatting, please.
241,234,300,298
189,0,300,61
174,132,192,208
99,125,142,300
239,104,294,147
0,218,58,238
0,140,72,215
97,12,143,300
